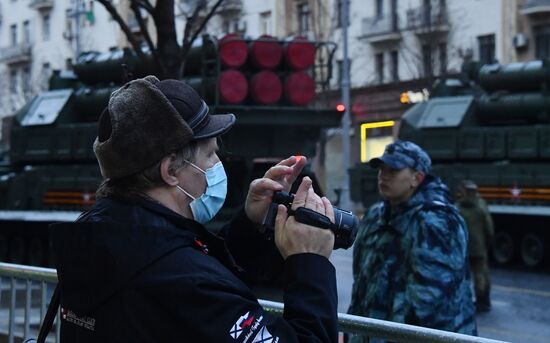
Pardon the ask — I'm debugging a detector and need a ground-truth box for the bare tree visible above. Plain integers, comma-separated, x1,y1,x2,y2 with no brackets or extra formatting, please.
0,68,49,116
398,3,469,82
94,0,224,79
0,64,53,148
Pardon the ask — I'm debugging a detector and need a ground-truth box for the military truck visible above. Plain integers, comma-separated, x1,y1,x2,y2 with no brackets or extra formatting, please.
0,34,340,267
350,60,550,268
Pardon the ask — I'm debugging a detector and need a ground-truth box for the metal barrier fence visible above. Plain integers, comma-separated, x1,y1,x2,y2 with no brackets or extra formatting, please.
0,262,507,343
0,263,60,343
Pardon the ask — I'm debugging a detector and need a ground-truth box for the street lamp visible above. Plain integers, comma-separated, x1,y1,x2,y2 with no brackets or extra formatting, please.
66,0,92,59
340,0,351,210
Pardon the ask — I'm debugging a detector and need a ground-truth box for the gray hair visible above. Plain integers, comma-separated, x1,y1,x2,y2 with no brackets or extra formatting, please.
95,141,199,200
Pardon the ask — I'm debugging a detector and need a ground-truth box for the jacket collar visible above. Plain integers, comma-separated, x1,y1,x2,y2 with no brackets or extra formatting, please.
128,197,244,275
371,177,446,236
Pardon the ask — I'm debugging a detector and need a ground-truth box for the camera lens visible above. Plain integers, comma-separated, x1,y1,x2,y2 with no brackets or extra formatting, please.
333,208,359,249
265,191,359,250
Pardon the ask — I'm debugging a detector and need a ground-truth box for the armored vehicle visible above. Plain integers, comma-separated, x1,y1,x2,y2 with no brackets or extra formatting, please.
351,59,550,268
0,34,340,267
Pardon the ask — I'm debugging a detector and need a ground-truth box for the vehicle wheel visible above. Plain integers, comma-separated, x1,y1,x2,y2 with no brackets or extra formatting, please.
8,236,26,265
492,231,515,265
520,233,545,268
28,238,45,267
0,234,8,261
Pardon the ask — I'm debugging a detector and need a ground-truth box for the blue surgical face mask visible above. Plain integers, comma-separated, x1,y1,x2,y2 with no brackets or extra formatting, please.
177,161,227,224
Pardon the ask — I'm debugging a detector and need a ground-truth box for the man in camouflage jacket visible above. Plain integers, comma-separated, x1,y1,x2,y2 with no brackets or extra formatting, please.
348,141,476,343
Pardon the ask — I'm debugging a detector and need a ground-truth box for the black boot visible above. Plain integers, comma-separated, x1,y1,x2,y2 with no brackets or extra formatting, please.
476,291,491,313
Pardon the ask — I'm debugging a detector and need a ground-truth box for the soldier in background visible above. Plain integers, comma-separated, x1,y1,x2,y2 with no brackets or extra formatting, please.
347,141,476,343
456,180,494,313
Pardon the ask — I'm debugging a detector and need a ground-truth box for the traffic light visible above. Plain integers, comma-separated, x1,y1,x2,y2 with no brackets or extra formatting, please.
336,103,346,112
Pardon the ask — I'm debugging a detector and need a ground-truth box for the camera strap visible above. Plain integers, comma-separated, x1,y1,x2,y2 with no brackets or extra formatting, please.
289,207,335,231
34,284,60,343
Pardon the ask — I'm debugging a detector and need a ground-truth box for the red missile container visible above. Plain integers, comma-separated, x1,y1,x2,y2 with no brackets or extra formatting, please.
249,35,283,70
219,69,248,104
284,71,315,106
284,36,316,71
219,33,249,69
250,70,283,105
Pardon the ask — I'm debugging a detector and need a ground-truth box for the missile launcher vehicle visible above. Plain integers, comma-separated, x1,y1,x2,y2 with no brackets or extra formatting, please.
0,34,341,267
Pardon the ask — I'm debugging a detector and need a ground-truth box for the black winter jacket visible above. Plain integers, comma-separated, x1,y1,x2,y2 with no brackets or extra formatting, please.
50,197,338,342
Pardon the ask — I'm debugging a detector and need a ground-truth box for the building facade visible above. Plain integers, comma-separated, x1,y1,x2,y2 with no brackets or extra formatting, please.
517,0,550,61
327,0,550,161
319,0,550,206
0,0,122,119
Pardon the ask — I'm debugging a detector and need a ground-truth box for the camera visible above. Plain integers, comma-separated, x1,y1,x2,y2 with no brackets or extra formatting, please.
262,191,359,250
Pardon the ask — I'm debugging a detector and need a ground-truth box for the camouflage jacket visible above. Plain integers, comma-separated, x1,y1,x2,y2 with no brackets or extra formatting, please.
348,176,476,342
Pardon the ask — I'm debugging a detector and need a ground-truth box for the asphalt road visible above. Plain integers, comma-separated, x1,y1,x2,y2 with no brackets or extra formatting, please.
331,248,550,343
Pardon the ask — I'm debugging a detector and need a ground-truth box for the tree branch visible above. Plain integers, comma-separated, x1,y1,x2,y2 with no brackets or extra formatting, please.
130,0,165,73
180,0,224,70
187,0,224,50
133,0,154,15
181,0,207,53
94,0,147,62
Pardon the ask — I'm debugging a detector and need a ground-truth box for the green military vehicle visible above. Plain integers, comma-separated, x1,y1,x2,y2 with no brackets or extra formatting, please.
351,60,550,268
0,34,341,267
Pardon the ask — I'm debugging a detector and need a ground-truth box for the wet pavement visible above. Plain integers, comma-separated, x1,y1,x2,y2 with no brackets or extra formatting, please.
331,248,550,343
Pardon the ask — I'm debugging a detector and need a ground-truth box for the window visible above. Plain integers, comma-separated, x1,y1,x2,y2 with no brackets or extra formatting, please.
390,50,398,82
298,2,310,33
478,34,495,64
65,9,73,39
535,25,550,60
232,18,240,33
10,69,18,94
22,66,31,96
42,14,51,40
423,0,432,26
222,19,230,34
223,18,241,34
390,0,398,30
439,43,447,75
42,63,51,88
260,11,272,35
422,44,433,77
375,52,384,84
10,24,17,46
23,20,30,44
375,0,383,19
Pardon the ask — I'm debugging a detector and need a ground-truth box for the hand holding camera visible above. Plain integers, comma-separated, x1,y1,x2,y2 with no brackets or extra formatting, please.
264,177,359,259
268,177,334,259
245,156,307,225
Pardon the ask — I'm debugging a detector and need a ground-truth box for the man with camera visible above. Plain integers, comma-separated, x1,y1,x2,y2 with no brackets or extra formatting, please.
347,141,476,342
50,76,339,342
